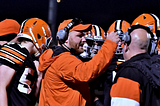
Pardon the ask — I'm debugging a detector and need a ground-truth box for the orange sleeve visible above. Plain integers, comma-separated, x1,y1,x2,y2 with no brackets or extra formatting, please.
53,39,117,82
111,77,141,103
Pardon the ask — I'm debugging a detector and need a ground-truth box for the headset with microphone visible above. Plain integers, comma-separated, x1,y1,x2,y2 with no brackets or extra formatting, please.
121,24,156,55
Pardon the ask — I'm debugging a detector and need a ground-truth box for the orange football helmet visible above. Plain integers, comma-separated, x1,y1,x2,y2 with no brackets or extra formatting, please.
17,18,52,54
82,25,106,58
91,25,106,55
85,24,106,41
108,20,131,54
132,13,160,39
84,24,106,48
91,24,106,42
132,13,160,55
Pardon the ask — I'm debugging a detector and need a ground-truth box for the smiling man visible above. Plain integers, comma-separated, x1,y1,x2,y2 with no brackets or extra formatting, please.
38,18,120,106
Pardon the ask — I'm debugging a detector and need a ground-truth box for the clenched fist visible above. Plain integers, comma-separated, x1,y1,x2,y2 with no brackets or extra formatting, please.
106,31,120,44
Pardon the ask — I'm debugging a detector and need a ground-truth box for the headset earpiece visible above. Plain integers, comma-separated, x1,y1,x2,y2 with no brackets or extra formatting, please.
56,18,82,44
122,31,131,45
122,24,157,55
56,29,68,44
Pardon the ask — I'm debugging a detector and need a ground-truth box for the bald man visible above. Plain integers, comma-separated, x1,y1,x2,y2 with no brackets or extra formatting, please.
110,25,158,106
123,28,150,61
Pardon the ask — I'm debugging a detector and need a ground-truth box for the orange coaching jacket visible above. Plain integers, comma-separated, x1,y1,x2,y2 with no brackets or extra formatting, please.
38,39,117,106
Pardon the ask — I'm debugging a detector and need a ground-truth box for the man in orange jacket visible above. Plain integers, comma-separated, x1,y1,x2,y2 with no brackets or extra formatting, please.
38,18,120,106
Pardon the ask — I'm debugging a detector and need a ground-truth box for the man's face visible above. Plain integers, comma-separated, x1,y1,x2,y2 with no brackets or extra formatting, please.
67,31,86,54
26,41,40,57
83,42,89,52
92,41,103,54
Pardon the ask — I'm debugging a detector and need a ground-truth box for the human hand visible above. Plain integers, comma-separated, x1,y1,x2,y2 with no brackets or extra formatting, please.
106,31,120,44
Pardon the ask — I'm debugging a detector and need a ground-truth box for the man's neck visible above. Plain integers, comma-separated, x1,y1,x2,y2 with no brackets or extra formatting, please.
61,43,70,51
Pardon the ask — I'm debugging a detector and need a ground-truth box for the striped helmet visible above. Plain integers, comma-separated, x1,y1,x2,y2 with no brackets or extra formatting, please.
85,24,106,42
132,13,160,55
17,18,52,54
83,25,106,58
108,20,131,54
132,13,160,40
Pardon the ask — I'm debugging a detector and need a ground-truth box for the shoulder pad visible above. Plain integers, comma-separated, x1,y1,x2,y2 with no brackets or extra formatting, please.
0,43,28,66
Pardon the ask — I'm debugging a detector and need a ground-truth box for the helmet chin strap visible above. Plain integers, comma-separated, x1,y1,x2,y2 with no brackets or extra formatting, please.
62,43,76,54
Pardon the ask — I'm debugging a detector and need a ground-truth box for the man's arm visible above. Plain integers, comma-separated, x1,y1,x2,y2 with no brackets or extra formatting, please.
110,67,141,106
0,65,15,106
31,60,43,104
40,32,119,83
34,60,43,97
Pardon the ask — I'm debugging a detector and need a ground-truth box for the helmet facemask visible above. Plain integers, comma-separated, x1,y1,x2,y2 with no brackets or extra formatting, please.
108,20,131,55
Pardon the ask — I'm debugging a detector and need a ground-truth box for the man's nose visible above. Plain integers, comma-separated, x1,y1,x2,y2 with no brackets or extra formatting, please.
94,43,98,49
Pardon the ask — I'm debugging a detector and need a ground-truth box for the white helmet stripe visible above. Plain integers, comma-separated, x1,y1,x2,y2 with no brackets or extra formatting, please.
151,13,160,28
29,28,39,49
93,25,101,36
115,20,122,31
150,13,160,39
42,27,47,45
19,19,28,33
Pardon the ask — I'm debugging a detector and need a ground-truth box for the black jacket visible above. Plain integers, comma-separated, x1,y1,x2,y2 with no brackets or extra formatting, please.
112,53,160,106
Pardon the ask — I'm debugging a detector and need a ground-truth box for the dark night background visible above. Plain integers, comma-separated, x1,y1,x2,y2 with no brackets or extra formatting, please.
0,0,160,44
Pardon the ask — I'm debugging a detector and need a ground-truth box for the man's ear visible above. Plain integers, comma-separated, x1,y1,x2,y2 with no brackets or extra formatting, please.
65,39,68,43
124,43,129,53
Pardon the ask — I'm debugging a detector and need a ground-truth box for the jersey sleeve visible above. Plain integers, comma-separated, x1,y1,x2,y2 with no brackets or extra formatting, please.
53,39,117,82
0,43,29,71
110,67,141,106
